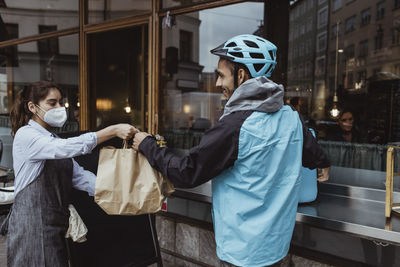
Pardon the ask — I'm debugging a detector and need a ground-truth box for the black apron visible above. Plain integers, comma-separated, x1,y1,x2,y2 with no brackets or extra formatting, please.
3,158,73,267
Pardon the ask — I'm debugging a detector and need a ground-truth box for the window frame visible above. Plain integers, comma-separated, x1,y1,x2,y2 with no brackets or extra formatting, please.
360,8,371,27
345,15,357,34
376,1,385,21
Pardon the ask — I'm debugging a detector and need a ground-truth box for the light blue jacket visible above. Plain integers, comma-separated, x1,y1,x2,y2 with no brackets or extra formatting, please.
212,106,303,266
212,77,303,266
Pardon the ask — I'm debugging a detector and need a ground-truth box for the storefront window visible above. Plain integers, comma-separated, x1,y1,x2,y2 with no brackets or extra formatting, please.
0,34,79,168
88,25,148,130
288,0,400,189
0,0,78,42
88,0,151,24
159,0,400,190
160,2,265,150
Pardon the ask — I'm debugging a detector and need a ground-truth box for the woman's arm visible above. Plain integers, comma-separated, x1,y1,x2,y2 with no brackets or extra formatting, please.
71,159,96,196
17,123,137,161
96,123,138,144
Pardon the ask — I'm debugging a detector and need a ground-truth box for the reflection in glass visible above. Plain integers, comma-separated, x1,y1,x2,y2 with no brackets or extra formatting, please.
288,0,400,145
0,0,78,42
286,0,400,189
88,0,151,24
88,26,148,130
0,34,79,168
161,2,264,149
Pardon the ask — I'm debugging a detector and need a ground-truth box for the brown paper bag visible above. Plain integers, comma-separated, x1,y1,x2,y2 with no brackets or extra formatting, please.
94,141,174,215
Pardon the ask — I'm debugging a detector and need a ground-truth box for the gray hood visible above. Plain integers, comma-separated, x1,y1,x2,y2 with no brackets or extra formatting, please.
220,76,284,120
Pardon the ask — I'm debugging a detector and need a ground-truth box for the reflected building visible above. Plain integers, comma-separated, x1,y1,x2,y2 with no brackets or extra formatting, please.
161,12,206,130
0,1,79,114
313,0,329,120
328,0,400,94
287,0,330,120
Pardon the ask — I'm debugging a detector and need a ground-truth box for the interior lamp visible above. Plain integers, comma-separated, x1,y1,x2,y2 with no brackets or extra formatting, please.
329,95,340,119
124,104,132,114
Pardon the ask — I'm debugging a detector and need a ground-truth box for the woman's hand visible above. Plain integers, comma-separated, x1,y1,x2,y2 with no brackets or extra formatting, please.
133,132,151,151
114,123,139,140
96,124,138,144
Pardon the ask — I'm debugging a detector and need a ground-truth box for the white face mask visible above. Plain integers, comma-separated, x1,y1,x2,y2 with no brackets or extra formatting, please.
36,105,67,128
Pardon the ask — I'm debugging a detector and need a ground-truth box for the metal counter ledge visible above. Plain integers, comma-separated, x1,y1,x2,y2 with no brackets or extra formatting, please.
165,182,400,246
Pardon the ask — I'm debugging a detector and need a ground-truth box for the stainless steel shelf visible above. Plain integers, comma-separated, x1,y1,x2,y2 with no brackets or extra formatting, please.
171,182,400,245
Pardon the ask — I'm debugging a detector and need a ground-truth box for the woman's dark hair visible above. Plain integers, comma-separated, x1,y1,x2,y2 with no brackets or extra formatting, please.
338,108,353,120
10,81,61,136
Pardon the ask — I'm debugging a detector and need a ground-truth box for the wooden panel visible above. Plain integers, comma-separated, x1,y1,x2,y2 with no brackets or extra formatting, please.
148,0,161,134
79,0,89,130
0,27,78,49
83,14,149,34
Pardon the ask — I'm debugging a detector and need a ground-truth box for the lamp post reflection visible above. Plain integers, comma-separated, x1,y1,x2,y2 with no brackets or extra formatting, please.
330,21,343,119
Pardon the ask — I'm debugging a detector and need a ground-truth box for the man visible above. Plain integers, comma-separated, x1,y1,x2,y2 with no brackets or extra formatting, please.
133,34,330,267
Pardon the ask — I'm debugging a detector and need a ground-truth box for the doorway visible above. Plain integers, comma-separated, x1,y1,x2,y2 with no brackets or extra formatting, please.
88,25,148,130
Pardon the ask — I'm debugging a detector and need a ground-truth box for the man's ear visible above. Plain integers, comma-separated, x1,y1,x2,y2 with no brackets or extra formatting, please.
237,68,249,86
27,101,36,114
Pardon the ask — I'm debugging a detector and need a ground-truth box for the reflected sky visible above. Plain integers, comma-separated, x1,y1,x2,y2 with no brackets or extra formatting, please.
199,2,264,72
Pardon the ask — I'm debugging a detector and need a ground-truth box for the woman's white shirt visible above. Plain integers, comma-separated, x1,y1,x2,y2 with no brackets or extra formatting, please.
13,119,98,196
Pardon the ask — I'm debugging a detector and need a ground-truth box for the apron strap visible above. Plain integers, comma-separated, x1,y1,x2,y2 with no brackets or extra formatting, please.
0,206,13,236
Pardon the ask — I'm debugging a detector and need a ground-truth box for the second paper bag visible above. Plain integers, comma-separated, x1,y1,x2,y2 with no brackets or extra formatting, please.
95,144,174,215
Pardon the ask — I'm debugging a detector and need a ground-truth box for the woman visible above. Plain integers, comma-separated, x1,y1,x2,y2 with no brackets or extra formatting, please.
327,109,362,143
3,81,137,266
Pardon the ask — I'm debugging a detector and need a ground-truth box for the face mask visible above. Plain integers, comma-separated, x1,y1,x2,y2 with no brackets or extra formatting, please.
36,105,67,128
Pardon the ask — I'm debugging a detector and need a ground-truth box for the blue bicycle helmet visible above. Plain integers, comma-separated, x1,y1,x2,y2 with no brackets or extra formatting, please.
210,34,277,78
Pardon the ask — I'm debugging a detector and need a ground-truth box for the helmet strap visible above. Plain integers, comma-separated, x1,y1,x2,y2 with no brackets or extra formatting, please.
233,64,239,89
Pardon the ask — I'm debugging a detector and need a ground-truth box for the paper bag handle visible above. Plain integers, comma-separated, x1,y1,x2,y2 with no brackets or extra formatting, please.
122,140,129,149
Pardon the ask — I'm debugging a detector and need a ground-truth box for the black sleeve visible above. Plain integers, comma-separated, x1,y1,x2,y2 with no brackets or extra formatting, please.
286,104,330,169
300,116,331,169
138,111,251,188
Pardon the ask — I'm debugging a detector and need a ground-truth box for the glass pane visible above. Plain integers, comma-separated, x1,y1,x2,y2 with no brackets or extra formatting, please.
0,0,78,42
88,0,151,24
88,26,148,130
161,0,400,190
287,0,400,188
162,0,209,9
0,34,79,168
160,2,264,150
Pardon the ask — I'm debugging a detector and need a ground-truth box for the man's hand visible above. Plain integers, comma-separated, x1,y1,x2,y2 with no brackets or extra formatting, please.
133,132,151,151
317,167,330,182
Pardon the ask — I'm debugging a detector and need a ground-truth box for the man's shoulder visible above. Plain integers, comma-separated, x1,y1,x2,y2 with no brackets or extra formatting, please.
219,110,254,124
206,110,254,136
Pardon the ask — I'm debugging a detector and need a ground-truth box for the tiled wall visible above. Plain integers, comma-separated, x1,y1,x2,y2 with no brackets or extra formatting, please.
156,215,220,267
155,215,334,267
